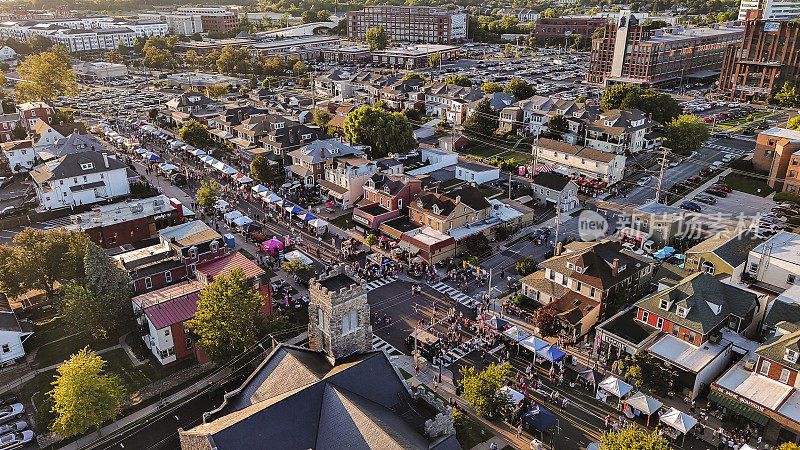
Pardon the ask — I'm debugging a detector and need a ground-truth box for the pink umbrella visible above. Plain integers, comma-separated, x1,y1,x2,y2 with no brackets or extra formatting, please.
325,202,334,206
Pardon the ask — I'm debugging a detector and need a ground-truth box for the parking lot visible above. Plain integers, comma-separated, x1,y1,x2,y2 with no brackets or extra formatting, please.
691,189,775,219
51,88,170,121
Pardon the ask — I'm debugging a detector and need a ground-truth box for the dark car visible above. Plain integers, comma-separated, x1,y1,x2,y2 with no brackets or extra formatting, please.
705,188,728,197
680,201,702,212
699,168,713,177
171,173,187,186
711,183,732,192
686,176,702,185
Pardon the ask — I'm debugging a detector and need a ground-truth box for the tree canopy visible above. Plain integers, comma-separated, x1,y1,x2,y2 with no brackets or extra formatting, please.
251,154,275,185
482,82,503,94
773,81,800,107
600,426,670,450
445,75,472,87
504,78,535,100
179,119,212,149
366,25,389,51
601,85,682,124
197,180,220,212
459,362,511,417
343,105,416,159
463,98,498,137
49,348,125,437
16,46,78,101
663,114,710,156
187,268,267,362
547,114,569,135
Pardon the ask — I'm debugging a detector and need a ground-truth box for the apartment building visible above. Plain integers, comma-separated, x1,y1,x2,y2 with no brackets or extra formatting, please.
287,139,366,186
320,156,378,208
739,0,800,20
499,96,599,138
49,27,139,53
752,127,800,192
139,12,202,35
719,13,800,103
177,6,239,34
521,240,654,337
533,138,627,184
407,185,491,236
347,6,468,44
587,10,744,87
744,232,800,294
425,82,484,125
585,109,661,155
16,101,54,131
534,17,607,43
352,173,423,233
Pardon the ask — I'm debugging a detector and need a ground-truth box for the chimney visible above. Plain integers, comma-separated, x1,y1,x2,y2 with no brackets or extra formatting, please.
612,258,620,277
455,195,461,203
555,241,563,256
102,152,109,168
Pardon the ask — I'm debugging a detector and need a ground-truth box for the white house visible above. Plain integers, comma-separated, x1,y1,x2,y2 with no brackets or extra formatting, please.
0,307,32,366
0,45,16,62
320,156,378,209
534,137,627,184
744,231,800,293
1,140,35,173
455,159,500,184
407,147,459,176
30,150,131,210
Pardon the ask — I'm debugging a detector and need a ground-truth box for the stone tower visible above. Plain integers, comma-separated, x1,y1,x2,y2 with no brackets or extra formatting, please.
308,264,372,362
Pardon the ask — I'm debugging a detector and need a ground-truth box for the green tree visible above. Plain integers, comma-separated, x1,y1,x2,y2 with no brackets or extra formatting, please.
482,82,503,94
344,105,416,159
292,60,308,76
196,181,220,213
205,84,228,98
250,154,275,185
104,50,122,64
774,81,800,107
663,114,710,156
601,426,670,450
313,109,331,133
428,51,441,69
187,268,266,362
515,257,537,276
601,85,681,124
464,232,492,257
445,75,471,87
504,78,535,100
117,40,128,55
402,73,426,82
547,114,569,135
282,258,310,275
16,46,78,101
179,119,212,148
11,123,26,140
463,98,498,136
132,37,145,54
216,45,251,75
365,234,378,246
366,25,389,51
541,8,561,18
29,34,53,53
49,348,125,438
61,243,132,339
778,444,800,450
790,116,800,130
459,362,511,417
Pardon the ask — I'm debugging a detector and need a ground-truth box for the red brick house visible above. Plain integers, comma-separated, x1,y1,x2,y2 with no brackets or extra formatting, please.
16,101,54,131
352,173,423,234
131,252,271,365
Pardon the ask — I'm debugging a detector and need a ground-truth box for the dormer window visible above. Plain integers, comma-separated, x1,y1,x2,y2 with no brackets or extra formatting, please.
659,299,669,310
676,307,688,318
80,162,93,170
432,205,440,215
605,120,613,126
273,122,284,129
786,349,798,364
301,133,312,140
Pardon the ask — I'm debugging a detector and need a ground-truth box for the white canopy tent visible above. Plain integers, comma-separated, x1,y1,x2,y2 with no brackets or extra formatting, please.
598,376,633,398
659,407,698,445
223,210,243,222
232,215,253,227
497,386,525,405
252,184,269,193
624,392,663,426
284,250,313,266
215,199,229,210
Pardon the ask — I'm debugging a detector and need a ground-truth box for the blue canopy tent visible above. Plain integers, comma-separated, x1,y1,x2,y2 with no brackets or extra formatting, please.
520,336,549,354
486,316,508,330
144,152,160,162
286,205,304,215
535,345,566,363
653,246,676,260
297,212,316,221
522,405,557,432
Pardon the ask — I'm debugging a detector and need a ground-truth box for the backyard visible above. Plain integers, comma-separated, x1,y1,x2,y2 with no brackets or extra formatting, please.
722,173,773,197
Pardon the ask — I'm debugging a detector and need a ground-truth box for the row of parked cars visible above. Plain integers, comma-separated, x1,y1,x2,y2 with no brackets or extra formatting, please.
0,394,33,449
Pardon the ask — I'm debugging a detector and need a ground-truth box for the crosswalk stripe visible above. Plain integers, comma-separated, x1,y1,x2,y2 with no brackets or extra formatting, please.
429,281,475,306
372,334,403,356
365,276,397,290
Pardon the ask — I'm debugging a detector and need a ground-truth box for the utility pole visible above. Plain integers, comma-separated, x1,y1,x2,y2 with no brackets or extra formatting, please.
553,196,561,250
655,146,668,204
414,326,418,369
487,267,493,313
508,171,512,199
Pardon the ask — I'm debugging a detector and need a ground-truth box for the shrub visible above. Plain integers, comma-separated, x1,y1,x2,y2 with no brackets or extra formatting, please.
775,192,800,204
788,215,800,225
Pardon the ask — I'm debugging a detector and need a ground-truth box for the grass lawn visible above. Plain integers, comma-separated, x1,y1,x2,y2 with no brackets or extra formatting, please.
18,369,57,434
479,186,502,199
454,411,491,449
722,174,774,197
462,144,506,159
328,213,353,231
33,331,118,369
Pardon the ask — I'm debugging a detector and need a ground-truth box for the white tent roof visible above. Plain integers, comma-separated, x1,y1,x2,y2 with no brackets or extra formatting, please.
284,250,313,266
659,407,698,434
624,392,663,415
598,376,633,398
252,184,268,193
497,386,524,405
308,218,328,228
223,210,243,221
236,175,253,183
232,215,253,226
215,199,229,210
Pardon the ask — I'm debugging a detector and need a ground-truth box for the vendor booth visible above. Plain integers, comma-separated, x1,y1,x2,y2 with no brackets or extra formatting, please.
597,376,633,406
624,392,663,426
659,407,698,445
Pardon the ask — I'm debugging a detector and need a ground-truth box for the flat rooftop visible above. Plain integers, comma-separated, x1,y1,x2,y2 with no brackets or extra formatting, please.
599,307,658,346
359,203,391,216
715,363,793,411
68,195,175,230
382,216,421,233
648,334,727,374
319,273,357,292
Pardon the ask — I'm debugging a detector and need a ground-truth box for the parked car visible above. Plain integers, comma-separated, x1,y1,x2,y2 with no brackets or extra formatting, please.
713,131,731,138
0,430,34,448
711,183,732,192
680,201,702,212
637,176,652,186
705,188,728,197
772,206,797,215
699,168,713,177
693,195,716,205
668,160,681,168
722,153,735,162
686,176,702,185
0,421,26,436
0,404,23,425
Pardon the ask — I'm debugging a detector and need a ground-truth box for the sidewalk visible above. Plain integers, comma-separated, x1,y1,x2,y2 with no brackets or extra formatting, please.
60,331,309,450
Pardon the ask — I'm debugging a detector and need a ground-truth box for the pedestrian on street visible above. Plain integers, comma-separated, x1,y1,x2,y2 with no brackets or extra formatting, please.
516,423,523,438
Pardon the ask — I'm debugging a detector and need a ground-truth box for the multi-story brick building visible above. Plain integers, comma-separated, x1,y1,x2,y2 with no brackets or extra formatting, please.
176,6,238,34
347,6,467,44
718,12,800,103
739,0,800,21
352,173,424,233
16,101,54,131
534,17,607,44
752,127,800,192
587,10,743,87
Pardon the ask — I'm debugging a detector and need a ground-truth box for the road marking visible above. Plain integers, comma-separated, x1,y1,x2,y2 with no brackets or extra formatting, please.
429,281,474,306
372,334,403,356
365,276,398,290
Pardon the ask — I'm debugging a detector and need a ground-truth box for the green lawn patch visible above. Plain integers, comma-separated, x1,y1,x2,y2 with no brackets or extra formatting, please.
722,173,774,197
462,144,505,159
441,178,465,191
479,186,502,198
328,213,353,231
454,411,491,449
33,332,118,369
18,369,57,434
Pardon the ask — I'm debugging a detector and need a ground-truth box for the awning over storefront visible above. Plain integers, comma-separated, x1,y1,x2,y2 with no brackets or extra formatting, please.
708,390,770,426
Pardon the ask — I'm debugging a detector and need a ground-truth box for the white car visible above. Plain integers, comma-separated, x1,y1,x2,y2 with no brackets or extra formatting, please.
0,404,23,425
0,430,34,448
637,176,652,186
0,421,26,436
722,153,735,162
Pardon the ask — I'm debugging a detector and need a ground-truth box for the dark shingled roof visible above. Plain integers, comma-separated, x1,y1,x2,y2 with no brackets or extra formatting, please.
531,172,574,191
757,323,800,371
180,345,455,449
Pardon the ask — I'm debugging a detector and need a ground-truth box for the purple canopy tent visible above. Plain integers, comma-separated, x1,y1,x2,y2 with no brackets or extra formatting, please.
262,237,284,255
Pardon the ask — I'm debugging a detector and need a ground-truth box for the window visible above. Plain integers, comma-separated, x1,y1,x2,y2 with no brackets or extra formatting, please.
575,281,582,292
760,360,771,375
165,272,172,283
164,328,170,336
641,311,649,323
589,287,596,298
317,307,326,330
342,310,358,335
186,337,193,350
701,260,715,274
1,344,8,353
781,368,791,383
790,274,797,285
145,277,152,289
672,325,679,336
656,317,664,329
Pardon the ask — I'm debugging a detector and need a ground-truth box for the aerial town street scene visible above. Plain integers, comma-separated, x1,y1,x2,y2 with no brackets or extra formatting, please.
1,0,800,449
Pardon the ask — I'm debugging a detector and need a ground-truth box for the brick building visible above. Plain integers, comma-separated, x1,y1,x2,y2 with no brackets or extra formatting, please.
587,10,743,87
718,11,800,103
534,17,607,44
752,127,800,192
347,6,468,44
